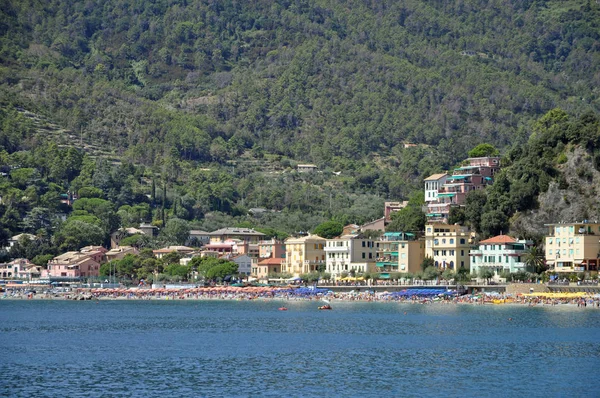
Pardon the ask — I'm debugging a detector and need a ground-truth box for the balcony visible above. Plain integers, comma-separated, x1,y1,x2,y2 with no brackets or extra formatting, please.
324,246,349,253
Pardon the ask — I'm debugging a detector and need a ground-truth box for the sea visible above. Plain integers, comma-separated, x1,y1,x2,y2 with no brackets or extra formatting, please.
1,299,599,397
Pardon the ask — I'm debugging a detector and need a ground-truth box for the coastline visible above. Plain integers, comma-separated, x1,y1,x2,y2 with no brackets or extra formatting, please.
2,289,599,309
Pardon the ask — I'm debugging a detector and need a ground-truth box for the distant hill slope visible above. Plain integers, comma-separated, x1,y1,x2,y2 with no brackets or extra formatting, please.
0,0,598,172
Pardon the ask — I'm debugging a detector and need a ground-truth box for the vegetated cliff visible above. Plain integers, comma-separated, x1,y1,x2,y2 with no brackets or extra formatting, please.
511,146,600,239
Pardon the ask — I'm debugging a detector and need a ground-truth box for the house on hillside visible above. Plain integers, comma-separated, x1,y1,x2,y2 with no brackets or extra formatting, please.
297,164,318,173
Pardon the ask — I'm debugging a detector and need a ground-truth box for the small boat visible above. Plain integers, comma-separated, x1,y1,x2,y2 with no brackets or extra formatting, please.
318,305,332,310
278,307,288,311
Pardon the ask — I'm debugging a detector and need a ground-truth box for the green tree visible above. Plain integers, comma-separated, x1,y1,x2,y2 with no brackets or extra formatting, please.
54,220,105,251
313,220,343,239
160,218,190,245
524,246,546,274
468,144,499,158
420,256,435,272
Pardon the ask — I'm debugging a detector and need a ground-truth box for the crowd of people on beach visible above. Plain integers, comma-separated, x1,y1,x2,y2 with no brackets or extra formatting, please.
3,285,600,308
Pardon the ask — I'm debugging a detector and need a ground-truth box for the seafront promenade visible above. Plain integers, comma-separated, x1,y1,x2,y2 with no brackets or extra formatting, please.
2,283,599,308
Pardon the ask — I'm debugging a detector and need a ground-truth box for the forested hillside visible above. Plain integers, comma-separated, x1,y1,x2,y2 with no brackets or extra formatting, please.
0,0,599,259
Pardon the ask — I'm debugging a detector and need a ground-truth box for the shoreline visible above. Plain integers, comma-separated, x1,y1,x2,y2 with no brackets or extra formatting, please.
2,291,599,309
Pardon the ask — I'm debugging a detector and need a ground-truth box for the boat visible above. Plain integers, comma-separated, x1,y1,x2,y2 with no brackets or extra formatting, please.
318,305,332,310
278,307,288,311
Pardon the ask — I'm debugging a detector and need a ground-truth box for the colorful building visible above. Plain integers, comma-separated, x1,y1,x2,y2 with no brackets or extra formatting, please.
324,234,376,279
426,157,500,221
544,222,600,273
470,235,533,276
282,235,326,277
375,232,425,277
424,173,448,203
425,223,474,270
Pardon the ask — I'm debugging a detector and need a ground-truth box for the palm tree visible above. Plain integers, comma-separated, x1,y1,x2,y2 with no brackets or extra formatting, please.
524,246,546,274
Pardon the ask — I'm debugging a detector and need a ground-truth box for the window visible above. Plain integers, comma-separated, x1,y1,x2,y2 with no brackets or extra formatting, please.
549,249,553,255
362,253,366,259
449,239,454,244
434,239,439,245
442,239,446,244
461,250,464,256
362,241,366,247
460,239,465,244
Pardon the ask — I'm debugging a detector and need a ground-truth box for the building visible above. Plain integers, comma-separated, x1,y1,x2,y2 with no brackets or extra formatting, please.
425,223,474,270
384,201,409,221
544,221,600,273
46,252,101,280
3,233,36,252
79,246,108,264
282,235,326,277
232,254,252,276
470,235,534,276
361,217,386,232
254,257,284,279
424,173,448,203
324,234,376,279
139,223,159,237
152,246,195,259
375,232,425,277
259,239,286,260
342,224,361,236
105,246,138,262
426,157,501,221
297,164,318,173
110,227,144,248
0,258,38,279
209,228,265,245
189,230,211,247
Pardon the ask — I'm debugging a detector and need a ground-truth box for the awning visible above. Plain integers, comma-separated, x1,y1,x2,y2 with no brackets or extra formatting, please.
426,213,443,217
448,175,469,180
437,193,456,197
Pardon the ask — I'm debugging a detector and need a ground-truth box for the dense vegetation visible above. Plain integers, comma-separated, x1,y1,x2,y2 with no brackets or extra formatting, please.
0,0,599,263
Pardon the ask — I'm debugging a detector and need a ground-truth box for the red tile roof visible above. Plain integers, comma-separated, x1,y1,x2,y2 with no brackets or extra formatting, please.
258,258,284,265
479,235,516,244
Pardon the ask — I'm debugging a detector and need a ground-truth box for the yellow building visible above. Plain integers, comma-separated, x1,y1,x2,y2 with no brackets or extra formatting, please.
282,235,326,277
375,232,425,276
425,223,474,270
545,222,600,273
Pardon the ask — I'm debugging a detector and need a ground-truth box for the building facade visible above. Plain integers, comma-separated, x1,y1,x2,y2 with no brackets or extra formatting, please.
425,223,474,270
324,234,376,279
470,235,533,276
545,222,600,273
426,157,500,221
282,235,326,277
424,173,448,203
375,232,425,276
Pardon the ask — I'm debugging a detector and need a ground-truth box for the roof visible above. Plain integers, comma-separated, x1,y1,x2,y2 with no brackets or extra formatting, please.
258,257,285,265
424,173,448,181
209,228,266,236
189,230,210,235
10,233,36,241
479,235,517,244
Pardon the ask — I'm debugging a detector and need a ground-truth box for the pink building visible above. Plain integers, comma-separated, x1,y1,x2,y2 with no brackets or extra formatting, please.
427,157,501,221
258,239,286,260
46,252,101,279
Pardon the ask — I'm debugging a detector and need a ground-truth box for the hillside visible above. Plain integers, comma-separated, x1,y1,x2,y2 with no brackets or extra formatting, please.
0,0,599,259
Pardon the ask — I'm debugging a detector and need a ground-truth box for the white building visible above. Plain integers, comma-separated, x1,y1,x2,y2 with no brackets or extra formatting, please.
424,173,448,203
470,235,533,277
324,234,376,279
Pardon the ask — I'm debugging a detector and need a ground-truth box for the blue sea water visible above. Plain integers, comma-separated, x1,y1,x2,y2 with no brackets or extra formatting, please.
1,300,599,397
